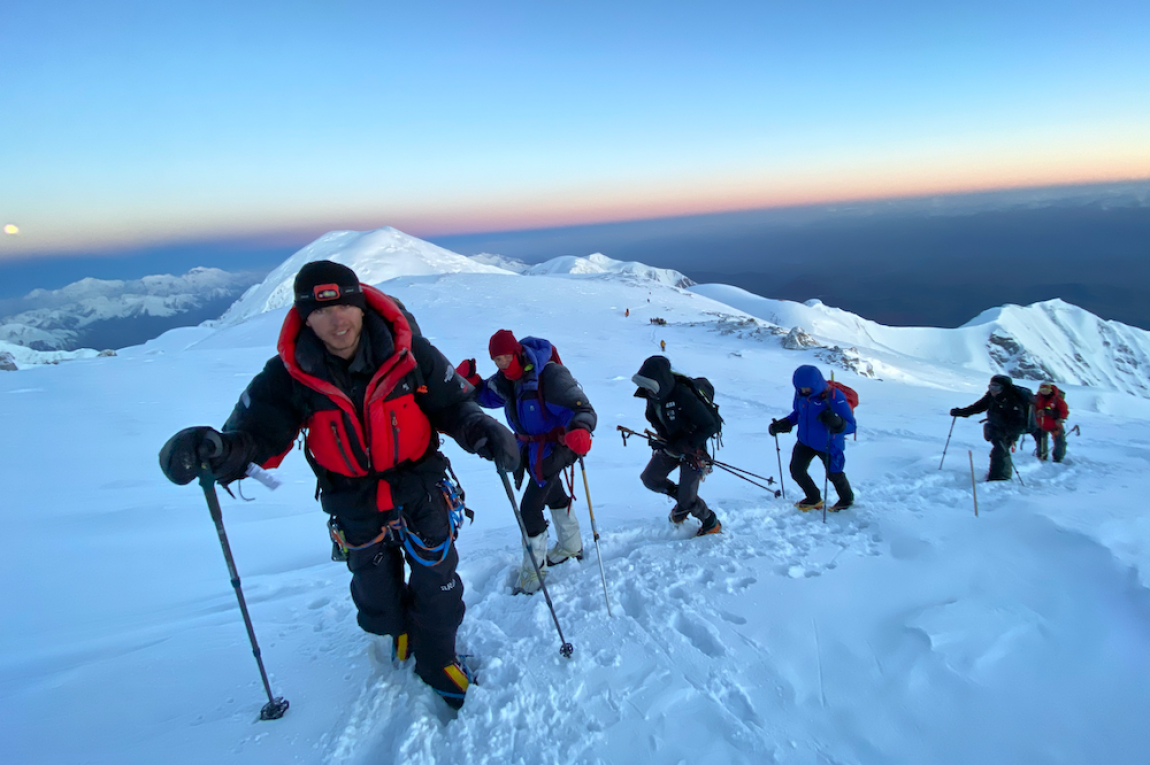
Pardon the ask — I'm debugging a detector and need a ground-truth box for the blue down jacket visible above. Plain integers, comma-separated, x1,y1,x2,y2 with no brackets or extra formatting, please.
783,365,857,472
474,337,596,485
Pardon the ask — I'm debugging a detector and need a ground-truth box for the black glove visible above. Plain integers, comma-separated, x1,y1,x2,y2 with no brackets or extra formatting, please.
469,417,521,473
950,408,963,418
159,427,254,486
768,418,793,436
817,409,845,433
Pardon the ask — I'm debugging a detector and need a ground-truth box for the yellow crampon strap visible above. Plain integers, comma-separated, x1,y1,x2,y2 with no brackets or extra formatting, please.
444,663,470,692
394,633,409,663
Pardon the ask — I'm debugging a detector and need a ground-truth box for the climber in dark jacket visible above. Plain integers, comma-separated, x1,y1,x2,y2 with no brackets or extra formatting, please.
632,355,723,537
951,374,1032,481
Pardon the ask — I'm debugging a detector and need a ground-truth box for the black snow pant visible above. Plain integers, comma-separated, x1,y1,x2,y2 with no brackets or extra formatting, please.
1032,429,1067,463
641,448,710,521
344,489,464,698
519,445,576,537
790,441,854,505
984,424,1020,480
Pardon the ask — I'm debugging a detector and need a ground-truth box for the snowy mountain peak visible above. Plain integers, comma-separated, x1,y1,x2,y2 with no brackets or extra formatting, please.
220,230,697,326
468,252,530,273
525,252,695,288
691,283,1150,398
219,228,517,325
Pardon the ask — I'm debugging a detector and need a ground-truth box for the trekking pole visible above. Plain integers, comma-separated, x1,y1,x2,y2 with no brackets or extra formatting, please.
578,457,612,617
969,450,979,517
824,373,833,524
939,417,956,469
706,460,780,496
773,431,787,499
498,470,574,658
196,461,289,721
705,456,776,483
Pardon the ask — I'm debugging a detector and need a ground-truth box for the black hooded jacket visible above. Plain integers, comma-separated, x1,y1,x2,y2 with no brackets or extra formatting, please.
632,356,720,453
954,374,1031,437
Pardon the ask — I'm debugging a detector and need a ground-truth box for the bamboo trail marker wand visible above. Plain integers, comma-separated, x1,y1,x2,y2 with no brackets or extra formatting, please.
969,450,979,517
823,372,834,524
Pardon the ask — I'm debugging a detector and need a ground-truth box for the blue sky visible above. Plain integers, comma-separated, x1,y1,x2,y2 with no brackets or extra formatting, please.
2,0,1149,260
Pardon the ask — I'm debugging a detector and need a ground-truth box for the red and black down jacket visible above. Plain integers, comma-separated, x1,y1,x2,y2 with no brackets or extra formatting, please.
1034,386,1069,433
223,286,490,543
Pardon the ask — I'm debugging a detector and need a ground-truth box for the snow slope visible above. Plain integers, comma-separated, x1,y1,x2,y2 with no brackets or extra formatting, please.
4,261,1150,765
692,284,1150,398
0,340,106,369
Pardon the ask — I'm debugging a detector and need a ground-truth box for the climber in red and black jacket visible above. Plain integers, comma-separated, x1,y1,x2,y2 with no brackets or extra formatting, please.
159,260,518,710
1032,381,1070,462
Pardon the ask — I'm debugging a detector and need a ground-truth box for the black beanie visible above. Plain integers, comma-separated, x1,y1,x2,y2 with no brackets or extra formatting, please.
293,260,367,321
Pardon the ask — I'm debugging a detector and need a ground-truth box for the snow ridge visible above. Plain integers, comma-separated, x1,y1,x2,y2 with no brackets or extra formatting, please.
692,285,1150,397
0,267,256,351
525,252,695,288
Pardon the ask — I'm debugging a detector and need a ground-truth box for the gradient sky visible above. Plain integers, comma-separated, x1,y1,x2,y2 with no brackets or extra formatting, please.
3,0,1149,261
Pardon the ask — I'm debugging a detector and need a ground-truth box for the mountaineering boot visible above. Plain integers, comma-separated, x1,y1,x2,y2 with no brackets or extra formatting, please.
546,503,584,566
434,656,476,710
695,512,722,537
668,503,690,525
828,500,852,512
515,532,549,595
795,498,824,512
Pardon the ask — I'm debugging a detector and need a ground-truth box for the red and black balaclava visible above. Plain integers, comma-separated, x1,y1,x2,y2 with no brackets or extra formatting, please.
489,329,524,380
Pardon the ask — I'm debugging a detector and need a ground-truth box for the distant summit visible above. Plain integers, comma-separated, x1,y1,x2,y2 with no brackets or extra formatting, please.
524,252,695,288
467,252,530,273
220,227,515,324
